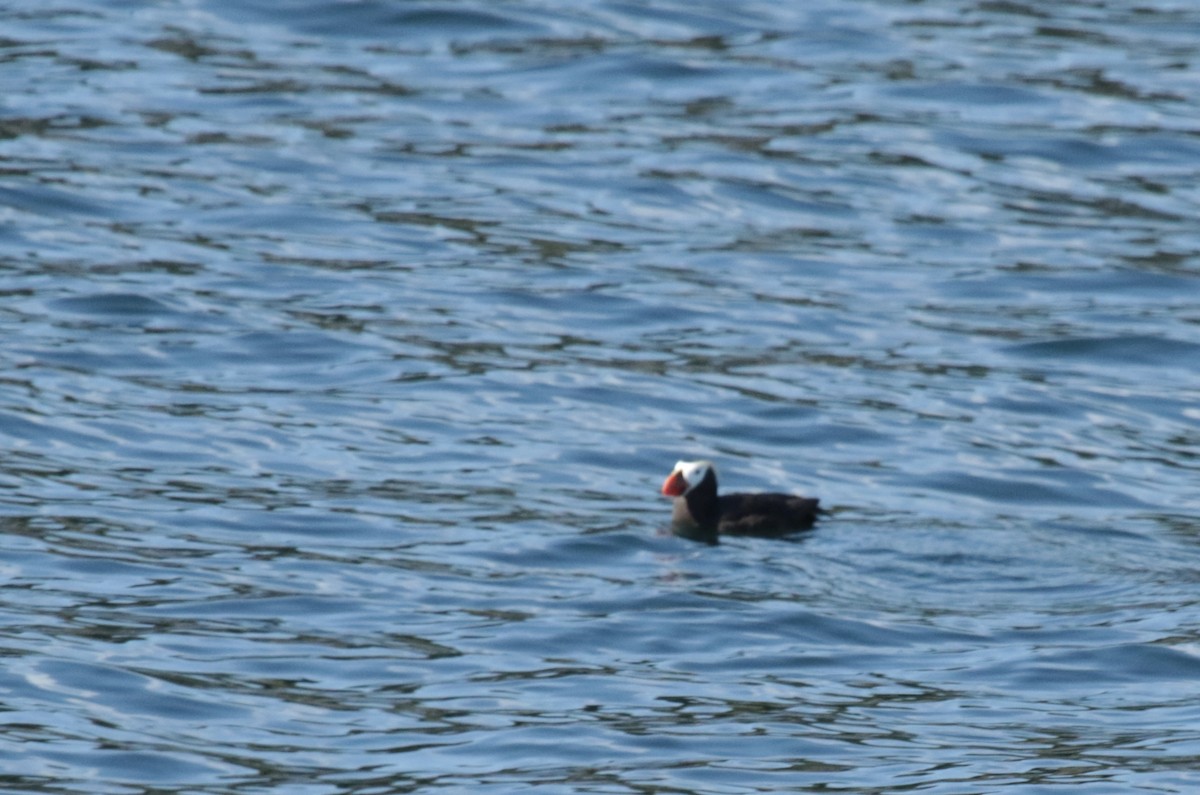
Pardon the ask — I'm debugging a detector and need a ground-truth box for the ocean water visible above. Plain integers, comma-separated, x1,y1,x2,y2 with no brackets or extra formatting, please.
2,0,1200,792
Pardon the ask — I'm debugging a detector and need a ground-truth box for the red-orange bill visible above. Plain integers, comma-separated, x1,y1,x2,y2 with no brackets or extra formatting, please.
661,470,687,497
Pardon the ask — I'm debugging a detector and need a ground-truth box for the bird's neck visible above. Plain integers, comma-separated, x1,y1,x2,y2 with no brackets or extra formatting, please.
671,497,717,544
680,470,720,542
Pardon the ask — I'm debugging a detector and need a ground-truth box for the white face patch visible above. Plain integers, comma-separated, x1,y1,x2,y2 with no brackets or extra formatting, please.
675,460,714,493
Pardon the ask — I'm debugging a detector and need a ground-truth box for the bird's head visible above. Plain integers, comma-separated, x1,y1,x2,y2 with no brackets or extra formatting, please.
660,460,715,497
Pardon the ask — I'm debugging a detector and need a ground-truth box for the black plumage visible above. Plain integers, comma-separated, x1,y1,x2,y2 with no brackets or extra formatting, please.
662,460,819,544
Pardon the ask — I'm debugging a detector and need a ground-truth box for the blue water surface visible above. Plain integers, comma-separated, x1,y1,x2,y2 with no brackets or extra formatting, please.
2,0,1200,792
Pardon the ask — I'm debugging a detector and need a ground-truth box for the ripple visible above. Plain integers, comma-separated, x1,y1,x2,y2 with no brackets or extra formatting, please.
3,0,1200,792
1006,334,1200,368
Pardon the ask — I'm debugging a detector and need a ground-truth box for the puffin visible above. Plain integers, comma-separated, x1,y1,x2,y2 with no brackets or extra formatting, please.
660,459,820,543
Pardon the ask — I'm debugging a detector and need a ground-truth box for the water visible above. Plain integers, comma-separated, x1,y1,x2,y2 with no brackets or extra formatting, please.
3,0,1200,792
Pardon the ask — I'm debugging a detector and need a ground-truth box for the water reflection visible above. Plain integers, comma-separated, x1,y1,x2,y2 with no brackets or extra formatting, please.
2,0,1200,791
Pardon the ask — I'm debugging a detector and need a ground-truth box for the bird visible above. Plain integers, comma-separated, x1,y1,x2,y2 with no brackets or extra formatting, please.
660,459,820,543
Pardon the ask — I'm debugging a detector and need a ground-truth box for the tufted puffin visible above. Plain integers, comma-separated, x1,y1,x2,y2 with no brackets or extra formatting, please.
660,460,820,543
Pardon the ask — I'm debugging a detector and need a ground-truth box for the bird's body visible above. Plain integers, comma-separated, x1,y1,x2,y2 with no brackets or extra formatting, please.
661,460,819,543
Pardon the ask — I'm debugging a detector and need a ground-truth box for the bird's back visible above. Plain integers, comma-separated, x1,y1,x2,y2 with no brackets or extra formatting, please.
717,492,820,536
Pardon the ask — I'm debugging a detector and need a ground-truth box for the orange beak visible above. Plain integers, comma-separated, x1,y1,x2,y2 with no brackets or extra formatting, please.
661,470,688,497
